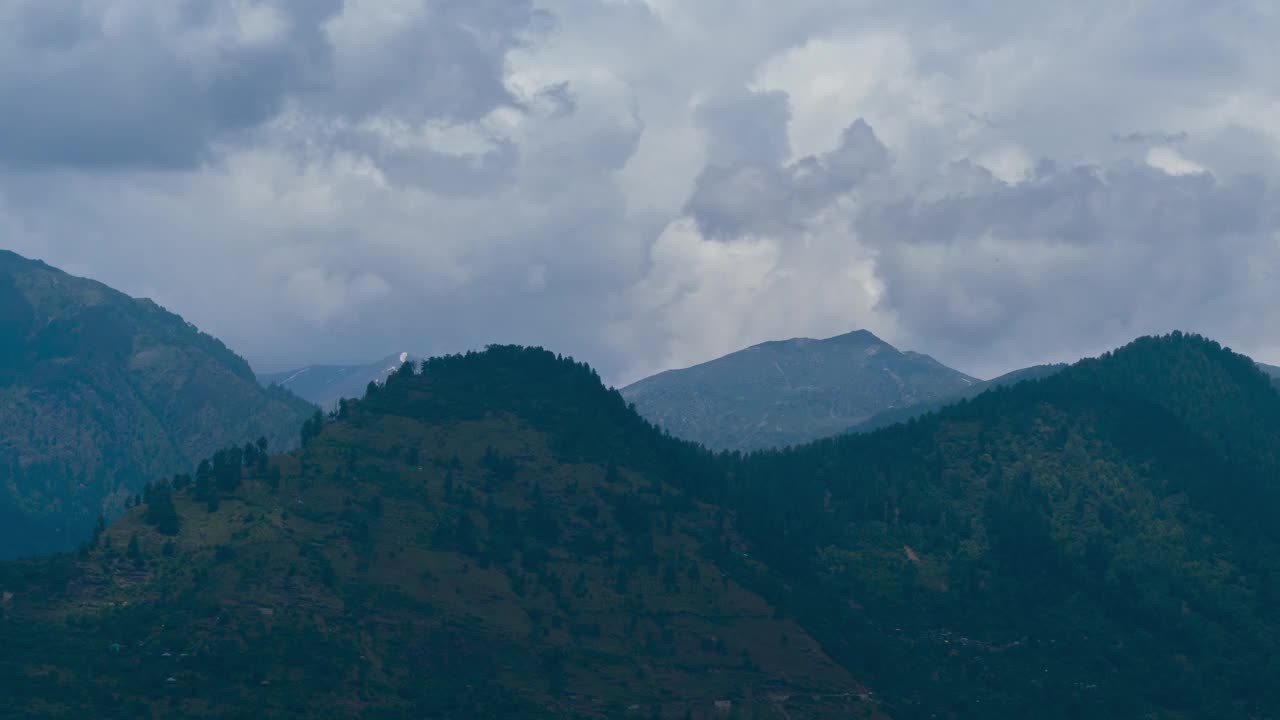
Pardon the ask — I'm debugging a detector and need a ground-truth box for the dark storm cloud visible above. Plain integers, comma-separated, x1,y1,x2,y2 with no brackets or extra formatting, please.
0,0,541,171
0,1,340,169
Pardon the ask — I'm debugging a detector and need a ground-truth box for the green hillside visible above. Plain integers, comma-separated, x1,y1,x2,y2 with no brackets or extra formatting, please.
0,250,316,557
0,349,878,719
4,334,1279,718
723,333,1280,718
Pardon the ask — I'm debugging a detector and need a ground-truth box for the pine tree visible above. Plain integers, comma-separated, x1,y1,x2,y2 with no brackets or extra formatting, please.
145,483,182,536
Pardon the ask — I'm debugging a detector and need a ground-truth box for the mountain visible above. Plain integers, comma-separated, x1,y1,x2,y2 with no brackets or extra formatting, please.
724,332,1280,717
855,358,1280,435
0,250,316,558
849,363,1068,433
259,352,418,411
0,348,879,719
1260,361,1280,389
5,334,1280,717
621,330,979,452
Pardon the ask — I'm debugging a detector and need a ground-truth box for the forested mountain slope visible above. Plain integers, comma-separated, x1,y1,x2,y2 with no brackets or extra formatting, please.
0,250,315,557
0,350,878,720
622,330,978,451
726,332,1280,718
3,334,1278,718
848,362,1067,434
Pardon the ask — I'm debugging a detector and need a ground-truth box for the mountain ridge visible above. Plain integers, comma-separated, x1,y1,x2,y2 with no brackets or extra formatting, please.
0,345,880,719
0,250,316,558
622,330,978,451
259,352,418,411
5,332,1280,716
848,362,1068,433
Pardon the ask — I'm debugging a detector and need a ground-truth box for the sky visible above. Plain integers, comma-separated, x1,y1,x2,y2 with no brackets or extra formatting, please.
3,0,1280,385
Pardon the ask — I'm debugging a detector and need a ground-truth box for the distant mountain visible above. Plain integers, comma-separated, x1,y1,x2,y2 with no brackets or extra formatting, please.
849,362,1068,433
0,250,315,558
621,330,978,451
258,352,417,410
1260,361,1280,388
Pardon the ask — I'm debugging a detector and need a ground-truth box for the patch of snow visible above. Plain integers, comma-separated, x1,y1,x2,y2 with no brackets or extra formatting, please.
279,367,311,385
399,352,409,363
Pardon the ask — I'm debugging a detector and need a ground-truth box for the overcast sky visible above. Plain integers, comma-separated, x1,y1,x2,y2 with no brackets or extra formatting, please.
4,0,1280,384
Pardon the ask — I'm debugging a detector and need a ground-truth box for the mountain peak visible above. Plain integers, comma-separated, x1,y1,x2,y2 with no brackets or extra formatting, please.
623,331,976,451
822,328,886,344
753,328,886,350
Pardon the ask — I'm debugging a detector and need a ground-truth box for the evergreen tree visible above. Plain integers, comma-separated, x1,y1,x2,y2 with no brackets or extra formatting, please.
144,483,182,536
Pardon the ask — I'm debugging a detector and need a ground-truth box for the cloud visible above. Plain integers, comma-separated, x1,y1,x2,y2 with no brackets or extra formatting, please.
687,98,890,239
319,0,548,123
865,162,1275,374
4,0,1280,386
284,266,391,326
0,0,340,169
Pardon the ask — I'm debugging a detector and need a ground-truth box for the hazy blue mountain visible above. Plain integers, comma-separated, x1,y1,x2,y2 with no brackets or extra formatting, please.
849,362,1068,433
1260,361,1280,389
621,329,979,451
0,250,315,558
258,352,418,410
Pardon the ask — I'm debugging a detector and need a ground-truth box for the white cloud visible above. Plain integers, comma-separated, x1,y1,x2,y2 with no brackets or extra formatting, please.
4,0,1280,382
1146,146,1208,176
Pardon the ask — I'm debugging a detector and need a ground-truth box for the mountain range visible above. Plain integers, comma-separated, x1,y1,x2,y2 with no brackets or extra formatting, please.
621,330,979,452
258,352,419,411
0,347,880,719
6,249,1280,717
0,251,315,558
624,335,1280,448
4,333,1280,717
